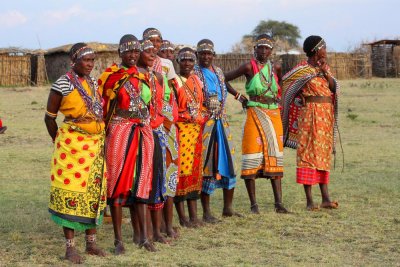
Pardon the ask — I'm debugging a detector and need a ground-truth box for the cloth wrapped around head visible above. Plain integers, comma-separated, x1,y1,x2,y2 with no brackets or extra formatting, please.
140,39,154,51
176,47,196,63
196,39,215,54
70,43,95,63
303,35,326,57
254,33,274,49
119,34,141,53
160,40,174,52
143,27,162,40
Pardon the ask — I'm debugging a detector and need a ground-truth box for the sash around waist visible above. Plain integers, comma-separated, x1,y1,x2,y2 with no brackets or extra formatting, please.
305,96,332,103
249,95,277,105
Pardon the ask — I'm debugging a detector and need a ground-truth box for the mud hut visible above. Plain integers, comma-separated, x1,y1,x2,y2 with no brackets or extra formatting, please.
367,40,400,77
45,42,119,82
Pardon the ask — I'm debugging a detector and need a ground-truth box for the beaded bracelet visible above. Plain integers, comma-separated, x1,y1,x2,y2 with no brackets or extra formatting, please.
46,110,58,119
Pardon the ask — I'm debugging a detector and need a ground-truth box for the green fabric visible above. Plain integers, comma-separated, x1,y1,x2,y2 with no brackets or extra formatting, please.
51,214,103,231
141,83,151,104
163,75,171,102
245,63,279,109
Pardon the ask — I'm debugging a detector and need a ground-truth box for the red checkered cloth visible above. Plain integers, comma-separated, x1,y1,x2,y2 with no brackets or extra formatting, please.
296,168,329,185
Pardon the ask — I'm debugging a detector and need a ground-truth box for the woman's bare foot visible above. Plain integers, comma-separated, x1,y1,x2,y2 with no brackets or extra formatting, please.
250,203,260,214
153,234,170,244
139,239,157,252
86,244,106,257
321,201,339,209
306,203,320,211
166,227,179,239
65,247,83,264
114,240,125,255
222,208,243,217
202,214,220,224
179,217,191,227
274,203,290,214
189,218,204,228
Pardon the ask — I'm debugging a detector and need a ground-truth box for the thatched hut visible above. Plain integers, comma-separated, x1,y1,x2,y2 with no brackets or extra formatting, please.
367,40,400,77
0,48,47,86
45,42,119,82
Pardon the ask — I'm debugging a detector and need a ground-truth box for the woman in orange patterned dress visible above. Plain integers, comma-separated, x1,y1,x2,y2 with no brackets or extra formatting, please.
282,35,339,211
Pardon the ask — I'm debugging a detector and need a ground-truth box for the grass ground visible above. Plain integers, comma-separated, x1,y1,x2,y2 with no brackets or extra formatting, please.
0,78,399,266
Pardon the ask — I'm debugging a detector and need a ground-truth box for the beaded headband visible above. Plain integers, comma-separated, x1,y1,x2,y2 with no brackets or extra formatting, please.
141,39,154,51
72,46,95,62
160,40,174,51
197,42,214,53
177,50,196,63
312,38,326,52
255,37,274,49
119,40,141,53
143,29,162,40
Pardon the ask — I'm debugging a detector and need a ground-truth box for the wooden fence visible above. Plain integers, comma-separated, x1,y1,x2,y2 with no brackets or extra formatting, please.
0,55,31,86
214,52,372,82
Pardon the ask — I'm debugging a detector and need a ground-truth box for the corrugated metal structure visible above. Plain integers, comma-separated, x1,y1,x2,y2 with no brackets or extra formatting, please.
366,40,400,77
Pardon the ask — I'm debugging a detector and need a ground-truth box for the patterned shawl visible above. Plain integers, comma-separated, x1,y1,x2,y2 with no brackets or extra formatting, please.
281,61,339,151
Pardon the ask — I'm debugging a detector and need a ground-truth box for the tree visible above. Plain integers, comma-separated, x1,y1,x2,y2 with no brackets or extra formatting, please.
231,20,301,53
252,20,301,47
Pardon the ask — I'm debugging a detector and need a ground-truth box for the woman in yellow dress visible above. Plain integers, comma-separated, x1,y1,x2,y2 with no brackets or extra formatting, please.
44,43,107,264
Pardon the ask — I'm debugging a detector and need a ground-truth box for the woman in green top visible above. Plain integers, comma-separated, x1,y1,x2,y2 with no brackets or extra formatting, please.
225,34,289,214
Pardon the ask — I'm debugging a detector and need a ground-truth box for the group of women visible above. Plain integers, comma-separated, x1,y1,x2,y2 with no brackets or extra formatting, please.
44,28,339,263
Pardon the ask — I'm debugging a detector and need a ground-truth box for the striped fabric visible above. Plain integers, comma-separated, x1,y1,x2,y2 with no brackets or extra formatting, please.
51,75,74,96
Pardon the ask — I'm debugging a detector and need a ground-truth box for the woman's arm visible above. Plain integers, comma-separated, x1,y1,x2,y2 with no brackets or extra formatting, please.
44,90,62,142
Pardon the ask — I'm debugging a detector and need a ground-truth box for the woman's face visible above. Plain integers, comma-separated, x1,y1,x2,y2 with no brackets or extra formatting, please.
149,36,162,53
73,54,95,77
158,49,175,61
120,49,140,68
139,48,156,68
255,45,272,62
317,46,327,60
197,51,214,68
179,58,195,77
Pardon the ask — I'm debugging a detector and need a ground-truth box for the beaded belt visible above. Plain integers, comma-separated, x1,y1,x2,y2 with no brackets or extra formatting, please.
115,107,149,119
249,95,277,105
305,96,332,103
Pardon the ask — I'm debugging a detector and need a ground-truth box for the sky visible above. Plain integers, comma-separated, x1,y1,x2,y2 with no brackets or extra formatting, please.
1,0,398,53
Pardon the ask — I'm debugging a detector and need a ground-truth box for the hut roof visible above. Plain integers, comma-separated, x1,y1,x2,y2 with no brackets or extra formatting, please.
45,42,118,55
366,39,400,46
0,47,45,55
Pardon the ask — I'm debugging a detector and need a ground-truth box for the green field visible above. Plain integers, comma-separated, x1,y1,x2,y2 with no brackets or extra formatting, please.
0,79,399,266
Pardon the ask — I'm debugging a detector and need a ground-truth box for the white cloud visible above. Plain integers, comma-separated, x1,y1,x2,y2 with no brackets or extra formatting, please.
0,10,27,28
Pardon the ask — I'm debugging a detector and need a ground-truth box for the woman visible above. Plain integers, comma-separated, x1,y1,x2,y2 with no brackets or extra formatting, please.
143,28,179,239
158,40,175,61
174,47,205,227
44,43,107,264
194,39,242,223
224,34,288,214
99,34,156,253
281,35,339,211
136,38,171,244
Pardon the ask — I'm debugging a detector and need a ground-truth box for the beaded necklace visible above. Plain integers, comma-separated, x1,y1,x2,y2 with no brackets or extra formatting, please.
123,79,150,123
178,75,199,119
194,64,227,118
66,70,103,121
256,61,277,99
149,71,162,121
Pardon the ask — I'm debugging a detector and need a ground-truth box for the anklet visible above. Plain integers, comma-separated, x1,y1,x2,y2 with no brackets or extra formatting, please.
66,238,75,248
251,203,258,208
85,234,96,243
